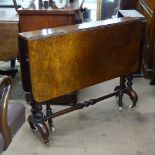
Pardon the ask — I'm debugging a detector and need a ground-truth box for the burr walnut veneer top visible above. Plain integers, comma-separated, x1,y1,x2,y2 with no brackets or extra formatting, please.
19,17,145,103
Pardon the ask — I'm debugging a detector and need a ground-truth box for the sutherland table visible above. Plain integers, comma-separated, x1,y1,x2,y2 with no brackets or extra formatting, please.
18,17,145,143
18,0,83,104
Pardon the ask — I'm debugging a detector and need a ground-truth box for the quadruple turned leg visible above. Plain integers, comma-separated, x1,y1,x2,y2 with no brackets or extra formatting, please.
114,76,126,111
118,76,126,111
114,74,138,110
125,74,138,108
46,102,55,131
27,97,49,144
26,74,138,144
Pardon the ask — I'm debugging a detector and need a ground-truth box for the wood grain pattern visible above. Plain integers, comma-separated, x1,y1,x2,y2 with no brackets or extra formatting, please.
19,17,145,102
0,21,18,61
18,2,82,104
19,14,78,32
18,0,82,32
0,8,19,61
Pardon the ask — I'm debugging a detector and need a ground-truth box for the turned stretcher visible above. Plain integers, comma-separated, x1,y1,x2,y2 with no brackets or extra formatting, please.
18,17,145,143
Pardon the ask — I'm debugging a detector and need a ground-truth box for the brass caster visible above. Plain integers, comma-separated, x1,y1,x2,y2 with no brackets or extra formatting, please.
129,104,135,109
50,126,55,132
44,139,49,144
32,127,38,132
29,122,38,132
114,86,120,92
118,106,122,111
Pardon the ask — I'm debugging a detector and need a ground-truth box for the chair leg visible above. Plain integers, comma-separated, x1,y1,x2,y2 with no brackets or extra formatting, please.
0,59,18,78
11,60,16,69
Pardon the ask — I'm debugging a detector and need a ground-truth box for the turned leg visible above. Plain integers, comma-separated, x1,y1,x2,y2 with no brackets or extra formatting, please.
25,92,31,105
46,102,55,131
35,104,49,143
150,78,155,85
27,94,37,131
27,114,49,144
28,97,49,144
114,76,126,111
125,74,138,108
118,76,126,111
10,59,18,78
11,59,16,69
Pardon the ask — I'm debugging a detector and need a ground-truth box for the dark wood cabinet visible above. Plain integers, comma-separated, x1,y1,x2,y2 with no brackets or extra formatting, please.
121,0,155,82
120,0,138,9
18,1,82,32
137,0,155,80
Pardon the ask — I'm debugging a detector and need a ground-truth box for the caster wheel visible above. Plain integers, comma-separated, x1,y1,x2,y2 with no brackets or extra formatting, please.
114,86,120,91
32,127,38,132
44,139,49,144
129,104,135,109
29,122,38,131
50,126,55,132
118,106,122,111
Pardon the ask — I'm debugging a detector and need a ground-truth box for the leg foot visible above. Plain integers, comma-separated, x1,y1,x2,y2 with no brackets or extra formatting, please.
125,88,138,109
28,115,49,143
125,75,138,108
49,125,55,132
114,75,138,109
118,106,122,111
28,120,38,131
28,102,49,144
150,78,155,85
35,122,49,144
